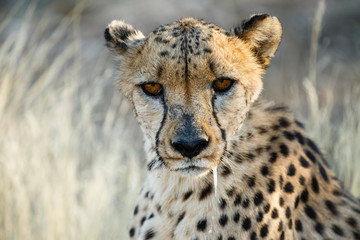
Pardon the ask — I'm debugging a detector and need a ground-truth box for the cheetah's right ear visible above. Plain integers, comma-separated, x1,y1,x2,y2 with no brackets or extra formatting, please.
104,20,145,54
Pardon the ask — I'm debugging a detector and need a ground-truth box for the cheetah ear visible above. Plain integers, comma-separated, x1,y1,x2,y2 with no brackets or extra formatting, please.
104,20,145,54
231,14,282,68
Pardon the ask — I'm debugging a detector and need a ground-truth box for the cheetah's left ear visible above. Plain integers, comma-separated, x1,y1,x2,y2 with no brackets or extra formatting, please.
231,14,282,68
104,20,145,54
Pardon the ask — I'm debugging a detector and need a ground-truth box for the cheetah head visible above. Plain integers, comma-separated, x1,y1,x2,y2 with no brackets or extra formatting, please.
105,15,282,177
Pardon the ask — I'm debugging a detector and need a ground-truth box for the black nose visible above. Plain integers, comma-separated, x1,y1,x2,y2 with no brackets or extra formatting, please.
171,138,209,159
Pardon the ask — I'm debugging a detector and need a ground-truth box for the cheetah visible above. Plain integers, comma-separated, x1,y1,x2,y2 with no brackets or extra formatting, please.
104,14,360,239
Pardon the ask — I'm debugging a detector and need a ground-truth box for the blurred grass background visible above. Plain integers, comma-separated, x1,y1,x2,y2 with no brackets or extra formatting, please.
0,0,359,239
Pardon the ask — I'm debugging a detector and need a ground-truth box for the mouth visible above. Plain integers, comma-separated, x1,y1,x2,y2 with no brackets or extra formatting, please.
173,165,211,176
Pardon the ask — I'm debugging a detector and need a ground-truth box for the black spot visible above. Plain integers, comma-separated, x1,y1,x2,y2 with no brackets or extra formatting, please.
247,176,256,187
271,208,279,219
144,229,156,239
318,164,329,182
159,50,169,56
305,150,316,163
257,126,268,134
279,197,284,206
287,164,296,176
242,217,252,230
255,147,264,155
294,131,305,144
226,188,235,197
267,179,275,193
286,207,291,218
299,156,310,168
260,224,269,237
250,232,257,240
219,198,227,210
353,207,360,214
332,224,344,236
157,66,163,78
279,117,290,128
256,212,264,222
233,212,240,223
278,220,283,232
208,59,216,75
140,216,146,226
177,212,185,225
199,183,213,200
217,235,223,240
295,120,305,128
295,219,303,232
228,237,235,240
283,182,294,193
129,227,135,237
183,190,193,201
234,194,242,206
221,165,232,176
333,189,341,196
245,152,256,160
269,152,278,163
304,205,317,220
134,206,139,215
219,214,228,227
288,219,293,229
203,47,212,53
242,198,250,208
283,131,295,141
279,143,289,157
270,135,279,142
307,138,321,154
299,176,305,185
197,218,207,231
272,125,280,131
301,189,309,203
347,217,358,228
353,231,360,239
263,203,270,213
280,231,285,240
171,43,177,48
261,165,269,176
148,213,154,219
311,176,319,193
294,195,300,208
279,175,284,188
324,200,338,215
314,222,324,235
254,192,263,206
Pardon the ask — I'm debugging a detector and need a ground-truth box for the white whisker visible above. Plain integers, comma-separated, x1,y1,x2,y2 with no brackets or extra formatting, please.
213,166,218,197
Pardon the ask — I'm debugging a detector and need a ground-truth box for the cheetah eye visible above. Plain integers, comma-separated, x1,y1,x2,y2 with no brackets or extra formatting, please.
140,82,163,96
212,78,234,93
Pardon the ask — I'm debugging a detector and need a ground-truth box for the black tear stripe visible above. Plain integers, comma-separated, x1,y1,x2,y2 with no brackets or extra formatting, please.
152,96,168,171
211,95,227,164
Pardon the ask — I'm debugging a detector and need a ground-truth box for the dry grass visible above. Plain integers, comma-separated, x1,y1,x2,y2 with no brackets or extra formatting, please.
0,2,358,240
0,5,144,240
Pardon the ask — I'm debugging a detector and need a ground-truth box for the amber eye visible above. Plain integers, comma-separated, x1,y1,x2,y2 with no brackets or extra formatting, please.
212,78,234,92
141,82,163,96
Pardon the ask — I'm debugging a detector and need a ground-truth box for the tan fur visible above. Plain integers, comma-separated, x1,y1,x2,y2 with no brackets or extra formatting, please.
105,15,360,240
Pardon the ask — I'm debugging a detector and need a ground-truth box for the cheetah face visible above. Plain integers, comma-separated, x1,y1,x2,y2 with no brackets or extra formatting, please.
105,15,281,176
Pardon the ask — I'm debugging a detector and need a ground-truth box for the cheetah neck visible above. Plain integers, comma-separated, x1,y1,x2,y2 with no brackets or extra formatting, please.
134,102,360,240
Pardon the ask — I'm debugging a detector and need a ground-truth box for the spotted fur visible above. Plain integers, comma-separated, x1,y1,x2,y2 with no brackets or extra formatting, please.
105,15,360,240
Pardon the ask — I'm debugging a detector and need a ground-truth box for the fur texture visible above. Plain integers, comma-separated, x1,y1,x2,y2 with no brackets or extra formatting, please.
105,15,360,240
